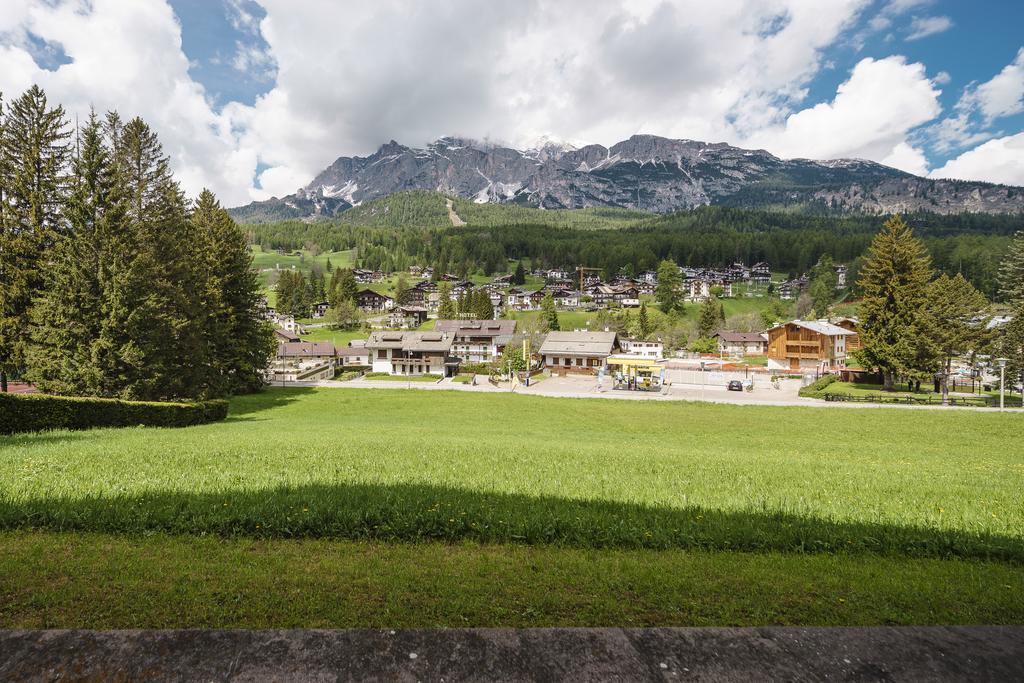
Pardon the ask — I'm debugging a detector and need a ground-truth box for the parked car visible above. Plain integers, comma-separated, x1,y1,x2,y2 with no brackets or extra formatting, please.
727,380,744,392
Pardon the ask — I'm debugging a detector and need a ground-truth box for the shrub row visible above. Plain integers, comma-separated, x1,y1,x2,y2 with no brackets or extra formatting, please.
798,374,839,398
0,393,228,435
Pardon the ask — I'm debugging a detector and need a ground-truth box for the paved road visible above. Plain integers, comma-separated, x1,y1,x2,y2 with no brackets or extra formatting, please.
2,626,1021,681
317,376,1023,411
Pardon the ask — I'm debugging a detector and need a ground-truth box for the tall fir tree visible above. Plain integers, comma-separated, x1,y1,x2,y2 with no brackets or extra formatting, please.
337,268,358,303
26,111,116,395
1000,231,1024,305
189,189,275,396
917,273,990,402
808,254,838,315
698,296,720,337
511,261,526,285
437,280,456,319
541,292,559,332
0,86,70,391
472,289,494,320
655,259,683,314
636,301,652,339
856,215,934,390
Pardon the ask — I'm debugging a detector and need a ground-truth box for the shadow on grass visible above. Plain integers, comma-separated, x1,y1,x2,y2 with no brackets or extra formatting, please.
1,481,1020,563
226,387,316,418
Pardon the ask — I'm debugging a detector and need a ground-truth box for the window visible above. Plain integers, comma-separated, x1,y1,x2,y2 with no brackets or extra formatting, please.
377,350,386,360
576,358,583,366
564,358,571,366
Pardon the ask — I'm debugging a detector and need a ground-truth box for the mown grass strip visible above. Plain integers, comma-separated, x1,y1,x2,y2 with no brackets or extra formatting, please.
2,531,1021,629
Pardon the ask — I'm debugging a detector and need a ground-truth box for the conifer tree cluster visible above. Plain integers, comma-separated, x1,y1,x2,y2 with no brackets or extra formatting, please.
0,86,273,399
856,215,992,395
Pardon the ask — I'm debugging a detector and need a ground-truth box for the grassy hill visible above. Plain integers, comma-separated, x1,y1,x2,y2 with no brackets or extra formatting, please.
1,388,1022,627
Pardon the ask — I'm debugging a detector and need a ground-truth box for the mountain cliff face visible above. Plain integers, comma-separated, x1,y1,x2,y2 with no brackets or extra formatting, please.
230,134,1024,222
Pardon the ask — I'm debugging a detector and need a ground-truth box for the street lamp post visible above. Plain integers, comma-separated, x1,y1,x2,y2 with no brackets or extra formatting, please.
997,358,1009,411
700,360,706,402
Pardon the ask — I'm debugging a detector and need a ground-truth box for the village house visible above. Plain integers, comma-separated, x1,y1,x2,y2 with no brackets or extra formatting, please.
751,262,771,284
387,305,429,329
686,279,710,302
833,317,861,352
539,331,620,376
766,320,853,374
637,270,658,284
266,341,338,383
778,276,808,301
337,344,371,369
713,331,769,356
311,301,330,319
619,337,663,359
549,287,580,309
356,288,394,312
434,319,517,364
365,330,458,376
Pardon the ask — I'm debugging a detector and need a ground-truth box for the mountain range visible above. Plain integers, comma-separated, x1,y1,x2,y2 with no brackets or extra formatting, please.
228,134,1024,223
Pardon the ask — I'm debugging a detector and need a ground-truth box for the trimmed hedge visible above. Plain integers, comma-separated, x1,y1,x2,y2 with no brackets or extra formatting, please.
798,374,839,398
0,393,229,435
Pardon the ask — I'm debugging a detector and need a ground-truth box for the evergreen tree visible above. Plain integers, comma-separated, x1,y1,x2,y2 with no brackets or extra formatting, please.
808,254,838,314
1000,231,1024,304
918,273,990,402
655,259,683,313
107,116,202,399
541,292,559,332
856,216,934,390
0,86,70,391
636,301,652,339
698,296,720,337
1000,303,1024,390
512,261,526,285
437,280,456,319
188,189,275,395
25,111,114,395
337,268,358,303
394,273,409,306
472,289,494,320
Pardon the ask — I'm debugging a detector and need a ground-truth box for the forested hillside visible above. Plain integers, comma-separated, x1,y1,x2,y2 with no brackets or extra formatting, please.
243,202,1020,298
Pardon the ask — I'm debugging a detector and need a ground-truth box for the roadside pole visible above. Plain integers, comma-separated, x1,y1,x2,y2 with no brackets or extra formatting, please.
997,358,1008,411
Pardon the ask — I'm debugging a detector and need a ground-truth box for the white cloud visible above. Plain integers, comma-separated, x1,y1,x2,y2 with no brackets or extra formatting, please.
0,0,252,204
906,15,952,41
975,47,1024,122
929,47,1024,153
930,132,1024,186
881,141,929,175
744,56,941,165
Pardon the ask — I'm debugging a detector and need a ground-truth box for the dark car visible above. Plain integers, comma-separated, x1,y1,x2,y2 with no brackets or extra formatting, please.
727,380,744,392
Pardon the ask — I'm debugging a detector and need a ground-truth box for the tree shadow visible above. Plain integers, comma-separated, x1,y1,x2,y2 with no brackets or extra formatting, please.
226,387,316,418
0,481,1020,563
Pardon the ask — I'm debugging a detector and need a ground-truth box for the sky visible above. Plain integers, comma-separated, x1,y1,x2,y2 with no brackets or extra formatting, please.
1,0,1022,206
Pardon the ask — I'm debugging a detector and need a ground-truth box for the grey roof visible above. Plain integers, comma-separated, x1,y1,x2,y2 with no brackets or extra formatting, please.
774,320,853,337
277,342,336,358
434,319,517,337
539,331,618,357
365,331,453,353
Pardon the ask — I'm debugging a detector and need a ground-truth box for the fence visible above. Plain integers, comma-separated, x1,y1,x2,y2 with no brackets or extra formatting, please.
823,393,1022,408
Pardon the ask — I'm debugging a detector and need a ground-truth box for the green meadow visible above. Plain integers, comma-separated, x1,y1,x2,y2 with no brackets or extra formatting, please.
1,388,1022,627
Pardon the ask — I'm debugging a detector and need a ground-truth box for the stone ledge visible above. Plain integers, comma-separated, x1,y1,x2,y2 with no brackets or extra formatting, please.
1,626,1022,681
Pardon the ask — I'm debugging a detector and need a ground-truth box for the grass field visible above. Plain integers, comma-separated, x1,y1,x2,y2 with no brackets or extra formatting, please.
1,388,1022,627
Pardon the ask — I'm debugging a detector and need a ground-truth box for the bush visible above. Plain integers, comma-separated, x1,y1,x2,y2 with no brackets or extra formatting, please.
798,374,839,398
460,362,491,375
336,371,363,382
0,393,228,435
